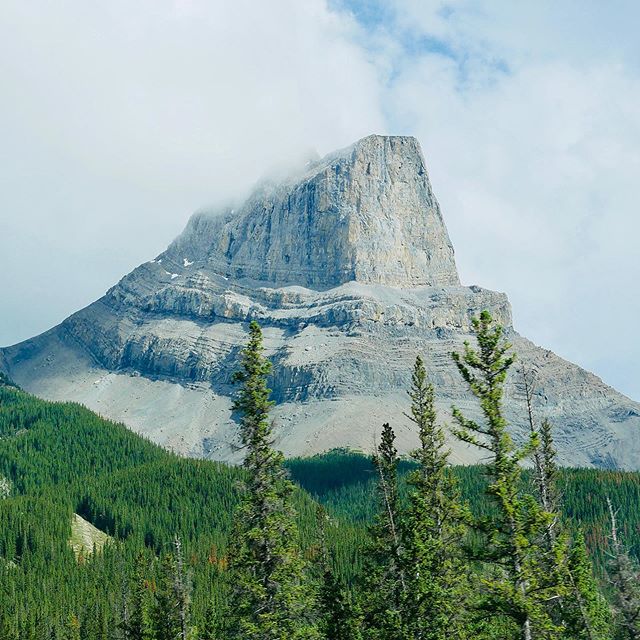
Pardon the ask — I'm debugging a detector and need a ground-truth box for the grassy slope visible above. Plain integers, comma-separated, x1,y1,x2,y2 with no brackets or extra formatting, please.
69,513,111,558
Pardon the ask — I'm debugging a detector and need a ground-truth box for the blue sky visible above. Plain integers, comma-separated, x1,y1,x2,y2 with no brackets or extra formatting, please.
1,1,638,400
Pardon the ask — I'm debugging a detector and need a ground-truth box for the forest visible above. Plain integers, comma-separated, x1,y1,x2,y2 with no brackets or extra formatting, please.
1,315,640,639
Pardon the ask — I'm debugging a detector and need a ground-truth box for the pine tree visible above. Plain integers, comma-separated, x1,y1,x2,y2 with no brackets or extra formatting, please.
607,497,640,639
361,422,406,639
451,311,558,640
401,355,470,640
229,320,319,640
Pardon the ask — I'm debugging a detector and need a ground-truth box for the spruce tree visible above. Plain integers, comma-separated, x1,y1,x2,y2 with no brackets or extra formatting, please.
229,320,319,640
361,422,406,639
563,530,611,640
152,548,187,640
122,552,153,640
400,355,469,640
451,311,558,640
524,368,610,639
607,497,640,640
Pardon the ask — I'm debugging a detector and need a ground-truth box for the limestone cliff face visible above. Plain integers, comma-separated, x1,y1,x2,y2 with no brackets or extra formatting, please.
2,135,639,469
169,135,459,289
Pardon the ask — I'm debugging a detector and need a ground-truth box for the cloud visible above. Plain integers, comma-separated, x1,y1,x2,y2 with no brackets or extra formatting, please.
348,0,640,399
0,0,384,345
1,0,638,401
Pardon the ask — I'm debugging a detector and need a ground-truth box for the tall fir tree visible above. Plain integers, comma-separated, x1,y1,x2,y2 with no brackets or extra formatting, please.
524,368,610,639
122,552,154,640
562,530,611,640
361,422,406,639
607,497,640,640
151,540,192,640
451,311,559,640
400,355,470,640
229,320,319,640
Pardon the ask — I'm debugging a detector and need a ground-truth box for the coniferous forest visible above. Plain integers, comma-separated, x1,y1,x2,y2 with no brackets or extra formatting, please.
2,316,640,638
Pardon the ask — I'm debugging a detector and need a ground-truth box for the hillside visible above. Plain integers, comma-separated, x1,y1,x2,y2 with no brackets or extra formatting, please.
0,384,361,638
1,384,640,636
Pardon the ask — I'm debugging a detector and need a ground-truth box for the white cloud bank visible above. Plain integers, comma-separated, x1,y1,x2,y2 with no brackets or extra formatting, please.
367,0,640,399
0,0,638,400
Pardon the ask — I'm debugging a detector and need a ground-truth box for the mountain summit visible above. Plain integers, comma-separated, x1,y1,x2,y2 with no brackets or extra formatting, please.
171,135,459,288
2,135,639,468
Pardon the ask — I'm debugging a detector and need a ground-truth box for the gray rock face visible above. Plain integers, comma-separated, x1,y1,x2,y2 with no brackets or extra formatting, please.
170,135,459,289
2,135,639,468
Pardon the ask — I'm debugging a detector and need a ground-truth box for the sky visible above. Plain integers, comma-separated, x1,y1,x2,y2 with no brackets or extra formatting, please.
0,1,638,400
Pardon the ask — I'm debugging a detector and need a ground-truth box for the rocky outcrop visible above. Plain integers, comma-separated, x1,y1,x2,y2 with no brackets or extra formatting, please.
2,135,639,468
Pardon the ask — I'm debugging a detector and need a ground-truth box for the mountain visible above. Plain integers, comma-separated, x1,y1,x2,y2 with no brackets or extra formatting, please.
2,135,639,467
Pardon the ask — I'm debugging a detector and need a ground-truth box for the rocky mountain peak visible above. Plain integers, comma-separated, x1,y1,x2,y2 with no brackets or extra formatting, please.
168,134,460,289
3,134,639,470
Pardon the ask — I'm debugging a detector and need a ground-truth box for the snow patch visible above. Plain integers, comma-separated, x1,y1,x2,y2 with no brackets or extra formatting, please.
183,258,193,267
171,273,179,279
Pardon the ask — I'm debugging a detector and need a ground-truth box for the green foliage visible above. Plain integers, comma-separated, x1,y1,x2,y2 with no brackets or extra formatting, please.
229,320,320,640
319,568,363,640
0,384,321,638
606,497,640,639
361,422,406,639
0,371,19,389
563,530,612,639
0,327,638,638
151,540,191,640
451,311,560,638
400,355,470,639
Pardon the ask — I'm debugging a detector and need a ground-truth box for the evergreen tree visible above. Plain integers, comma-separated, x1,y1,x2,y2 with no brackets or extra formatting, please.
451,311,558,639
122,552,153,640
524,368,610,639
152,552,183,640
320,567,363,640
229,320,319,640
361,422,406,639
400,355,470,640
607,497,640,639
562,530,611,640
